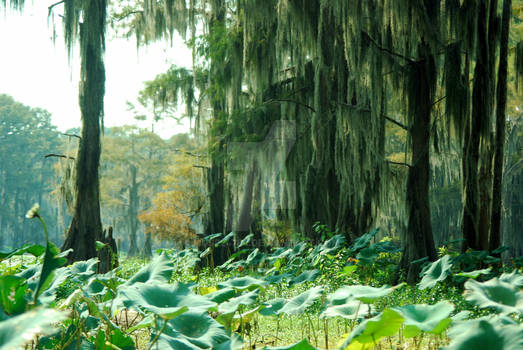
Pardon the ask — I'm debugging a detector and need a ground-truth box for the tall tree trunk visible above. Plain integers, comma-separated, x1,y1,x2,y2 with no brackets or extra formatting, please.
490,0,511,254
462,0,490,252
127,165,139,256
62,0,107,270
235,160,256,243
204,0,227,265
478,136,494,250
400,48,437,284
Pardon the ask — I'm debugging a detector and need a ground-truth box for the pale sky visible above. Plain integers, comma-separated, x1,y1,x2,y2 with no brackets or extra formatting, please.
0,2,192,138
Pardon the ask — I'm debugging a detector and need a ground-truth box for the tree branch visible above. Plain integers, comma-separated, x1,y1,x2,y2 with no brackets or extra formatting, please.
45,153,75,160
62,133,81,139
387,160,412,168
339,102,409,131
48,0,65,14
362,31,415,63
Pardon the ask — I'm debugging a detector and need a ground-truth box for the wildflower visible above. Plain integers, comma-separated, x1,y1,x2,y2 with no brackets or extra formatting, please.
26,203,41,219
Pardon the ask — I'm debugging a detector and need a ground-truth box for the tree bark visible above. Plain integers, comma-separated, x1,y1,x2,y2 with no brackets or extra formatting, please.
490,0,511,255
62,0,108,270
462,0,490,252
400,49,437,284
127,165,139,257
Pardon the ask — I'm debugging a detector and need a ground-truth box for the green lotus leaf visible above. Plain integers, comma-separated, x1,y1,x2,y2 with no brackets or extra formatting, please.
0,243,45,261
265,274,286,284
319,234,346,255
124,254,174,286
156,311,229,349
264,338,318,349
216,232,234,247
204,287,238,303
0,275,27,316
114,282,215,319
340,308,404,347
464,277,523,315
215,333,244,350
203,232,223,242
280,286,323,315
349,229,379,253
442,320,523,350
218,289,259,314
218,276,267,291
108,328,135,350
260,298,287,317
418,255,452,290
289,270,320,287
393,301,454,337
69,258,99,283
238,233,254,248
34,241,67,302
499,270,523,288
0,308,67,350
455,268,492,279
356,247,379,266
199,247,212,258
320,300,371,320
245,249,265,265
326,284,395,305
38,266,71,305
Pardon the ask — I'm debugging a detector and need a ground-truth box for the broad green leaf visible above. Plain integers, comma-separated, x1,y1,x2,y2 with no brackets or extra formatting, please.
216,232,234,247
245,248,263,265
0,244,45,261
95,241,107,252
499,270,523,287
69,258,99,283
260,298,287,317
455,268,492,279
34,241,67,302
442,320,523,350
109,328,135,350
0,275,27,316
326,284,395,305
393,301,454,337
199,247,212,258
464,277,523,315
204,287,237,303
288,269,320,287
280,286,323,315
238,233,254,248
356,247,378,266
203,232,223,242
349,229,379,252
215,333,243,350
340,308,404,347
156,311,229,349
0,308,67,350
114,282,215,319
320,300,371,320
124,254,173,286
418,255,452,290
319,234,346,255
218,276,267,291
341,265,358,276
264,338,318,349
218,289,259,314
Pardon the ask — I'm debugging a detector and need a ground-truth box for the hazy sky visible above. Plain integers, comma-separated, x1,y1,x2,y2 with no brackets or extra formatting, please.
0,2,192,138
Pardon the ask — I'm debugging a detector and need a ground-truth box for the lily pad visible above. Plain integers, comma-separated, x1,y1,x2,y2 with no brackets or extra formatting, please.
124,254,174,286
393,301,454,337
418,255,452,290
340,308,404,347
288,270,320,287
464,277,523,315
260,298,287,317
280,286,323,315
218,276,267,291
264,339,318,349
442,320,523,350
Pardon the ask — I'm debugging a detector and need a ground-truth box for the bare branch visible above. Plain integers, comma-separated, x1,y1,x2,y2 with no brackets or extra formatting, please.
387,160,412,168
62,133,81,139
45,153,75,160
